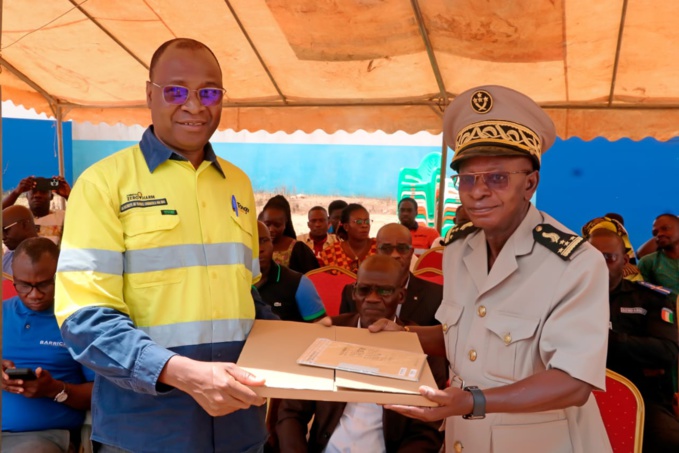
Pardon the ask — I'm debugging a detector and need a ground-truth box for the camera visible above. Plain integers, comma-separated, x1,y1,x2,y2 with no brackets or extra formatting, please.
34,177,60,192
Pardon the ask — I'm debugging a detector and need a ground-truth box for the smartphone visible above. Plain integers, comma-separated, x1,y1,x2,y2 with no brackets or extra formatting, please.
5,368,37,381
33,177,59,192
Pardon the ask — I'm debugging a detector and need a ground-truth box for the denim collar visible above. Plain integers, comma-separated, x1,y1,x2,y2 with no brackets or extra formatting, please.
139,126,225,178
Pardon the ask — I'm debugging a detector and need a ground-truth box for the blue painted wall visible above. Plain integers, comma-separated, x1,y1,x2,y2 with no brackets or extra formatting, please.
539,137,679,250
73,140,441,198
68,133,679,251
72,140,136,180
216,142,439,198
2,118,73,191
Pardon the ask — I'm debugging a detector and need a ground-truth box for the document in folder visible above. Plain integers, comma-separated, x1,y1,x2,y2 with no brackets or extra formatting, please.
236,320,439,406
297,337,426,382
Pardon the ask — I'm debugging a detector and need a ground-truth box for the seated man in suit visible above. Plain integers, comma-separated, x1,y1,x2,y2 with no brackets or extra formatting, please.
276,255,444,453
340,223,442,327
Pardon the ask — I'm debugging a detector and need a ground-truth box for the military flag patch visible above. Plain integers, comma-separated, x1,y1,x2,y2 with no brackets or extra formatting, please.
661,307,675,324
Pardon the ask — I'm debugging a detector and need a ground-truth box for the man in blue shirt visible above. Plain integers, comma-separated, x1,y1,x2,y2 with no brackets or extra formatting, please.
255,221,326,322
2,237,93,453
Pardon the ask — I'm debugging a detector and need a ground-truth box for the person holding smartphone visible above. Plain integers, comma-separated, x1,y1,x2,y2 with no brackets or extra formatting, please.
2,237,94,453
2,175,71,246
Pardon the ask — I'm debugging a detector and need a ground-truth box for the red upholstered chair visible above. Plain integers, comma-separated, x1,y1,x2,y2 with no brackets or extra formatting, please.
2,272,18,301
305,266,357,317
413,267,443,286
413,246,443,273
593,369,645,453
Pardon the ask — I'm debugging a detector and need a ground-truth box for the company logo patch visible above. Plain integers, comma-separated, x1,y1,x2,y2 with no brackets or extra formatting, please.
237,201,250,214
126,192,156,202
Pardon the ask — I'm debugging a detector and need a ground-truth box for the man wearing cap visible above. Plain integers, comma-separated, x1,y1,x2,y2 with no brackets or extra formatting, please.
372,85,612,451
582,215,642,281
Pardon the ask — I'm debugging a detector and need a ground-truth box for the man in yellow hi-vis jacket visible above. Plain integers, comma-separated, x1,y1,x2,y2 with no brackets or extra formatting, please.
55,38,275,453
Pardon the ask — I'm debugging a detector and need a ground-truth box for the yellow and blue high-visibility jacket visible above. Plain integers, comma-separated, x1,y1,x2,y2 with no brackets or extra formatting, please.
55,127,272,452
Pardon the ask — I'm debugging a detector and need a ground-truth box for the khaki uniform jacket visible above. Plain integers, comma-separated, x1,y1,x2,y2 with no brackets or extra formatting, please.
437,205,612,453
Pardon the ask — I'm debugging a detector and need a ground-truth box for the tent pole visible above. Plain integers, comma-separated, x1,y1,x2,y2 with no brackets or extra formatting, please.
435,138,448,232
55,106,67,211
56,106,65,177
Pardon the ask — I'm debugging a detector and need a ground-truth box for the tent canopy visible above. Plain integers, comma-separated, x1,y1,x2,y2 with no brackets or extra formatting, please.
2,0,679,140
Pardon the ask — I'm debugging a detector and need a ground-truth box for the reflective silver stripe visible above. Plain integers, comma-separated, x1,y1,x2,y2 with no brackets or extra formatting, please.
124,243,252,274
251,258,261,279
57,248,124,275
139,318,254,349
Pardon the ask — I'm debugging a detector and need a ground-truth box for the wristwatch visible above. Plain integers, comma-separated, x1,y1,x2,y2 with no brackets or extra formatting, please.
54,382,69,403
462,386,486,419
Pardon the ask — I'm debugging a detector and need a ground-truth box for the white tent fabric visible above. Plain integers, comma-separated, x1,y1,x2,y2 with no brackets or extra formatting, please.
2,0,679,139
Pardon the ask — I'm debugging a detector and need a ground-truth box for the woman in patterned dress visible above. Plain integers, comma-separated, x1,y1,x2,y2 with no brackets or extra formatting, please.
319,203,377,274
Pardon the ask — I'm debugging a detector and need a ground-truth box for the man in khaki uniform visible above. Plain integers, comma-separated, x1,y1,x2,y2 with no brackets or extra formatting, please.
373,85,612,452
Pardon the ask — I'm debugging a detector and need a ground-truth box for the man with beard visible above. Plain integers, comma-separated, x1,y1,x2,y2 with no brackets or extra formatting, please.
638,213,679,296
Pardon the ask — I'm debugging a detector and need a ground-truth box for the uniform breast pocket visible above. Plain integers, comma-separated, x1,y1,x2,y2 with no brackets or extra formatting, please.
435,302,464,369
121,212,185,288
484,312,539,384
228,211,256,279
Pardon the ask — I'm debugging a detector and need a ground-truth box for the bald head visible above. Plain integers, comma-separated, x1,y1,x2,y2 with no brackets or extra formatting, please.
376,223,413,280
3,205,35,226
3,205,37,251
376,223,412,245
357,254,403,284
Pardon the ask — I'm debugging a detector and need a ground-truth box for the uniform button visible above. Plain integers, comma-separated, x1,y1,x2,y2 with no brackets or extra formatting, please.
453,440,463,452
468,349,477,361
477,306,486,317
442,323,448,333
25,324,30,329
504,333,512,345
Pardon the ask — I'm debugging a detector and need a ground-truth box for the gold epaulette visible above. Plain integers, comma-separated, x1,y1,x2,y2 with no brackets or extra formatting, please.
441,221,478,246
533,224,584,261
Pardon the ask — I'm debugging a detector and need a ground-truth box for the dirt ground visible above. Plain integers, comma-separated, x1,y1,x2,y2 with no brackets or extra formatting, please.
254,192,398,236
